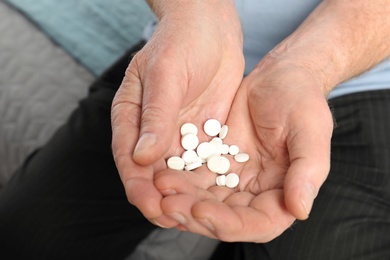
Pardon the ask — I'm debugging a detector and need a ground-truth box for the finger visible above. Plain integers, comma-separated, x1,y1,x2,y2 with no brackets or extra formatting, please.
111,70,164,219
154,166,216,194
132,55,186,165
284,101,333,220
192,189,296,242
160,194,218,239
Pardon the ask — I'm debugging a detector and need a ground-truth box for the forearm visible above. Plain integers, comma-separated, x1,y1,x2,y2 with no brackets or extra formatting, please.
143,0,243,68
145,0,237,21
265,0,390,95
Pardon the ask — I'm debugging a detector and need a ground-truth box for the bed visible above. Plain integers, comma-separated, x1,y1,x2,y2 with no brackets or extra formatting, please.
0,0,153,187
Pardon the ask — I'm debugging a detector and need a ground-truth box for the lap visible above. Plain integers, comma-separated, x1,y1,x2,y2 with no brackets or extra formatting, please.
0,42,155,260
222,90,390,260
1,46,389,259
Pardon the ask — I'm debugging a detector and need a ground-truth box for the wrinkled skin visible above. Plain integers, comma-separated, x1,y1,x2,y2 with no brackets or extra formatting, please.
111,4,245,227
111,0,336,243
153,60,333,242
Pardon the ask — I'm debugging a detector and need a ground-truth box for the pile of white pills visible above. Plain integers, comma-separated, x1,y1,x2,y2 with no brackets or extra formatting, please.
166,119,250,189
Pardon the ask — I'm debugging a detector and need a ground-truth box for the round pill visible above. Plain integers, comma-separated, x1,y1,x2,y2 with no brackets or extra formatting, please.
180,123,198,136
204,119,222,137
167,156,185,170
185,161,203,171
209,139,223,156
207,155,230,174
181,133,199,151
216,175,226,186
225,173,240,188
196,142,217,160
182,150,199,165
192,156,203,164
211,137,223,144
219,125,229,139
234,153,250,163
221,144,229,155
229,145,240,156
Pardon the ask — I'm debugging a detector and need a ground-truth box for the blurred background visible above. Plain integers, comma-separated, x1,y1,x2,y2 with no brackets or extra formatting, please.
0,0,154,189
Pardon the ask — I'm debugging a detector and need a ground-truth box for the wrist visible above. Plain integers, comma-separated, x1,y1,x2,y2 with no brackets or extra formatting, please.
148,0,243,51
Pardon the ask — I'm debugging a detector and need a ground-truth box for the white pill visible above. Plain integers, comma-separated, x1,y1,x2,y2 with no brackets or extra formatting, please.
219,125,228,139
216,175,226,186
207,155,230,174
211,137,223,144
192,156,203,164
221,144,229,155
225,173,240,188
204,119,222,137
185,161,203,171
196,142,217,160
181,150,199,165
234,153,250,163
229,145,240,156
167,156,185,170
180,123,198,136
181,134,199,151
209,139,223,156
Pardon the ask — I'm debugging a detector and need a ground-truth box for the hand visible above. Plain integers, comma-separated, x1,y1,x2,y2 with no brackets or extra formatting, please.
153,60,334,242
111,1,244,225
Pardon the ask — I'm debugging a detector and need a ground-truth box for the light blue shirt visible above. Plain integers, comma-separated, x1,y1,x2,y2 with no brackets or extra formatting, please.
235,0,390,99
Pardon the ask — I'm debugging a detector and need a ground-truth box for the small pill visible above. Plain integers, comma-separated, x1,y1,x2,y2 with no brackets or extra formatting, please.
221,144,229,155
207,155,230,174
182,150,199,165
180,123,198,136
209,139,223,156
184,161,203,171
211,137,223,144
196,142,217,160
167,156,185,170
234,153,250,163
219,125,228,139
216,175,226,186
181,133,199,151
225,173,240,188
204,119,222,137
229,145,240,156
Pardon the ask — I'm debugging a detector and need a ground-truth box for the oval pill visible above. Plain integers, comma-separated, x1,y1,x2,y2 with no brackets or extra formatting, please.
180,123,198,136
216,175,226,186
167,156,185,170
219,125,228,139
184,161,203,171
204,119,222,137
225,173,240,188
234,153,250,163
181,133,199,151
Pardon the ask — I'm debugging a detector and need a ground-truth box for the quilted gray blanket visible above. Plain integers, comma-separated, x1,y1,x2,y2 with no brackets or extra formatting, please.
0,0,155,187
0,1,94,187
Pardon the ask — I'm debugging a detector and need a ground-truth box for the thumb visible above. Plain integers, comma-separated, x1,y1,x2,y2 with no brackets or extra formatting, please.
132,69,185,165
284,112,333,220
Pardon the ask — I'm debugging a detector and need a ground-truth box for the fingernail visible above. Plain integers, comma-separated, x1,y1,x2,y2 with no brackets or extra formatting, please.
134,133,157,156
198,218,215,232
301,184,316,217
167,212,187,225
152,219,169,228
161,189,177,196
